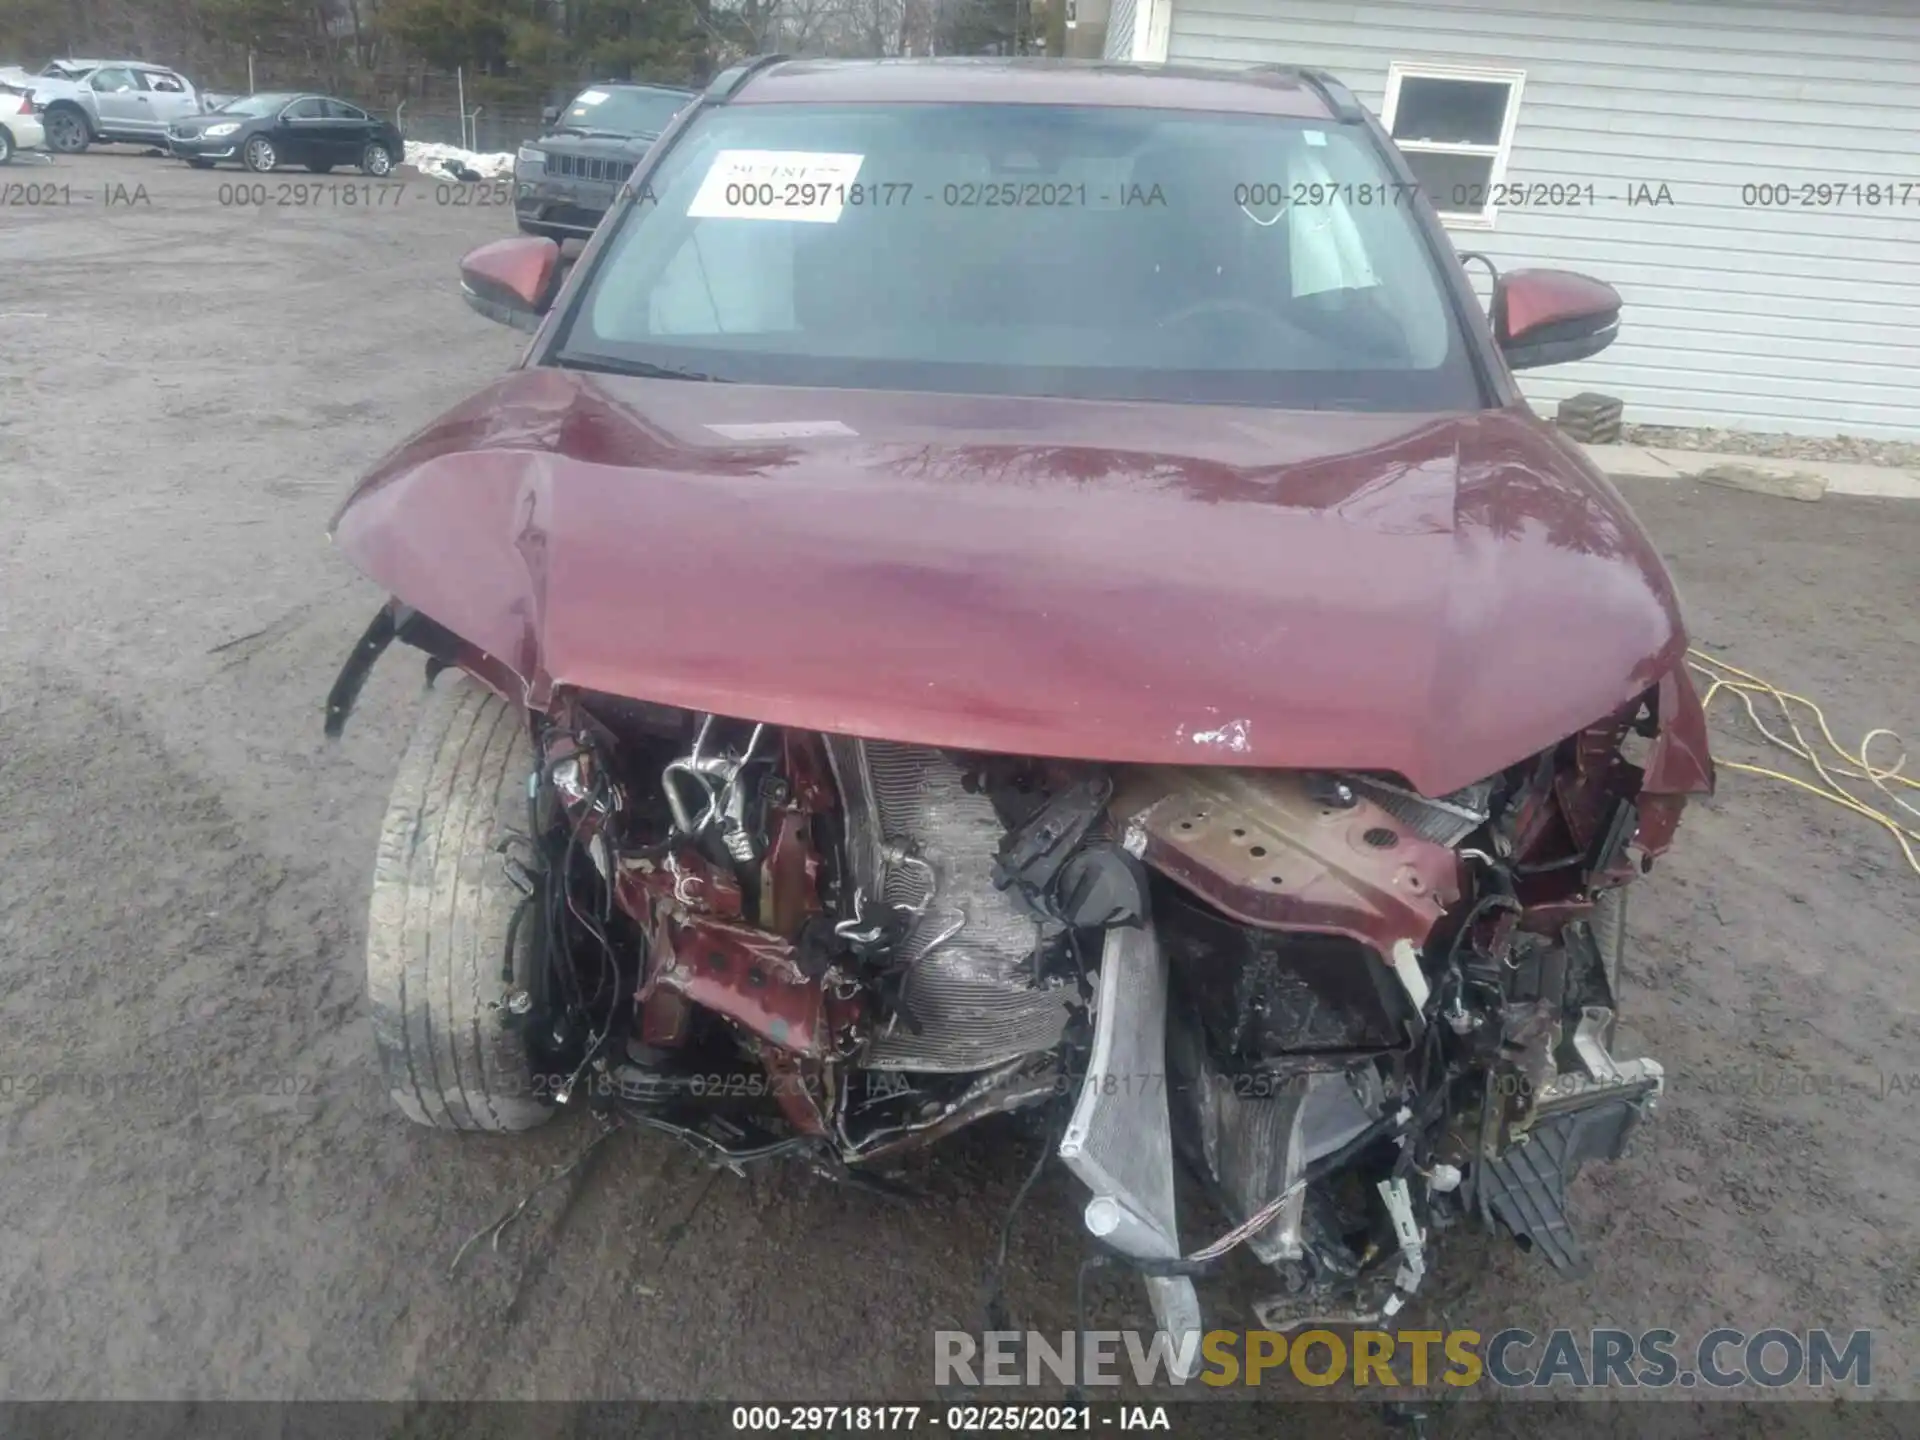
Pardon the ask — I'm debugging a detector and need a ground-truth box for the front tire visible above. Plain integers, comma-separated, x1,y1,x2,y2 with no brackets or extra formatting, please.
0,129,13,165
242,135,277,173
44,106,91,154
360,141,395,177
366,674,553,1133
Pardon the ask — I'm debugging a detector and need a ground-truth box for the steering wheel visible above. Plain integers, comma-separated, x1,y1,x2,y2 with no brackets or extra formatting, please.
1156,296,1286,332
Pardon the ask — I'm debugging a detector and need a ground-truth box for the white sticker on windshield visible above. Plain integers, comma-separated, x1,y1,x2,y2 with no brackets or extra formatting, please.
1304,129,1327,147
705,420,859,440
687,150,867,223
576,89,609,105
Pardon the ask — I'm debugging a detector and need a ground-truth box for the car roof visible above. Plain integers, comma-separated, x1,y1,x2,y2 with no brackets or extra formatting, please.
50,58,182,74
723,57,1345,118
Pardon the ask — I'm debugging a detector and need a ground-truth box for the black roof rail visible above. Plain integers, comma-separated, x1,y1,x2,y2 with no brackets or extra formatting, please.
1295,66,1363,121
705,53,792,103
1241,63,1362,121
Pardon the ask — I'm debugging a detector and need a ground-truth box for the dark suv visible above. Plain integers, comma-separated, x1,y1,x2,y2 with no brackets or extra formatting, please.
513,82,696,239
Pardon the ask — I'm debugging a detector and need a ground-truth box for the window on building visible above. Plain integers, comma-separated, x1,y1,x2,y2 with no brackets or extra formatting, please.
1380,63,1526,228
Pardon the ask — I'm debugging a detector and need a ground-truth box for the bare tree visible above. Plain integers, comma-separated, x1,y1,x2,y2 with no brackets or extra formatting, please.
698,0,860,56
772,0,844,52
830,0,909,56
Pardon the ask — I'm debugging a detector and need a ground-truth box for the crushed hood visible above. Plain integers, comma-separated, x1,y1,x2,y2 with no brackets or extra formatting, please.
330,367,1690,796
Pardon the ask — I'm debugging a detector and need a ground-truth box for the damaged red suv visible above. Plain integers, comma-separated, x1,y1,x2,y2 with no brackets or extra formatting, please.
326,57,1714,1347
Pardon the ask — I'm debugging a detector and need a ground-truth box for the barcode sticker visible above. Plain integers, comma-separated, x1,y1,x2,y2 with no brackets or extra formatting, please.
687,150,868,223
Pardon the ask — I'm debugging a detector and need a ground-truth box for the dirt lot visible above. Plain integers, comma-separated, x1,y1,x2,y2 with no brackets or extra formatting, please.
1,151,1915,1413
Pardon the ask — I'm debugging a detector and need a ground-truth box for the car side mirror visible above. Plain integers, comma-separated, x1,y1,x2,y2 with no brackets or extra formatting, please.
459,236,562,332
542,105,560,125
1491,269,1620,371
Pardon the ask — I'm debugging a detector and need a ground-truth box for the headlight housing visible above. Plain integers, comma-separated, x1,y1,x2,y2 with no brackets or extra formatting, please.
516,145,544,168
202,121,240,138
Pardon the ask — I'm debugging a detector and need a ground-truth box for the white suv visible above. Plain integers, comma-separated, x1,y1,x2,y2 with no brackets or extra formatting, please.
31,59,203,153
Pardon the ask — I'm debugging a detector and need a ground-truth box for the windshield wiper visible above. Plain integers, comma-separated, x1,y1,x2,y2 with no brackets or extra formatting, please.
555,355,733,383
547,125,630,139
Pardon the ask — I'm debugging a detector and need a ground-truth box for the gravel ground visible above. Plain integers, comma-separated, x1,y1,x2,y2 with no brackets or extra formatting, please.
1,153,1916,1420
1620,424,1920,470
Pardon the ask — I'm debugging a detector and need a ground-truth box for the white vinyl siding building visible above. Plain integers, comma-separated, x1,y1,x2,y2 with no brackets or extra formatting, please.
1105,0,1920,440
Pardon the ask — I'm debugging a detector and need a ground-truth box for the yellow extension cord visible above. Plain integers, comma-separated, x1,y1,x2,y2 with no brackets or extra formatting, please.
1685,648,1920,878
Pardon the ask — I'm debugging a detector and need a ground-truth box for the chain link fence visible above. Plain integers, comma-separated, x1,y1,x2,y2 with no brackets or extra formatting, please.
392,106,547,155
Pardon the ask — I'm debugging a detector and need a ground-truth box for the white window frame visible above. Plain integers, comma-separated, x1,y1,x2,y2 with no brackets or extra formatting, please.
1380,62,1526,231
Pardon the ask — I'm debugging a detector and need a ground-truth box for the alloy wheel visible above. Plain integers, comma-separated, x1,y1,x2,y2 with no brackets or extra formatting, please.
46,110,89,153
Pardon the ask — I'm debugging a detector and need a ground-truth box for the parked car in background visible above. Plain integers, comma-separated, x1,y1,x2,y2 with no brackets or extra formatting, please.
513,81,694,238
166,92,403,174
0,78,46,162
29,58,203,152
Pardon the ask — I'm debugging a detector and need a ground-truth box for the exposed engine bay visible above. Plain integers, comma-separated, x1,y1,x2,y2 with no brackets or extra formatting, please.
381,643,1710,1344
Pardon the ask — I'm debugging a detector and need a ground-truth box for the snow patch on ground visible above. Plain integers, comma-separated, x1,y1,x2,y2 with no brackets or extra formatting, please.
403,141,516,180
